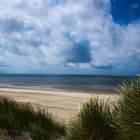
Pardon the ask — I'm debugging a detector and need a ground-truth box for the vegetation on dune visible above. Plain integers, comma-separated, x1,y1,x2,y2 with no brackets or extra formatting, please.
0,76,140,140
66,98,116,140
115,77,140,140
66,76,140,140
0,97,65,140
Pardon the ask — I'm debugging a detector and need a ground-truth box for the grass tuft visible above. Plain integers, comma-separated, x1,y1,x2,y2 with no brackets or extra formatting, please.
66,98,116,140
115,77,140,140
0,97,65,140
66,77,140,140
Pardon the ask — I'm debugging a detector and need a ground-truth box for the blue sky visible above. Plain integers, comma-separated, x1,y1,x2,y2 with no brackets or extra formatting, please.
0,0,140,75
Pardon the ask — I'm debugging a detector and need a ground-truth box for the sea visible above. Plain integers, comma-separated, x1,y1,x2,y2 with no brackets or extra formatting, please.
0,74,136,93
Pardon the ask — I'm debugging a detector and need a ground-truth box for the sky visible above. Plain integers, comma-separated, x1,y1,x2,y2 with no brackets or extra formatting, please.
0,0,140,75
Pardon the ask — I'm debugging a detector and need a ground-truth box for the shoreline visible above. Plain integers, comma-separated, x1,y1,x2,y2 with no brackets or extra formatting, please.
0,87,118,120
0,84,117,93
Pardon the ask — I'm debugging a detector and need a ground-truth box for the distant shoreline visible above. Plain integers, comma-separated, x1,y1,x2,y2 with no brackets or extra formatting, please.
0,84,117,93
0,74,133,94
0,74,136,77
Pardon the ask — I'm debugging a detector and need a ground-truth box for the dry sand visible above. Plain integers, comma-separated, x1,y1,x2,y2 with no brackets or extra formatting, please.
0,88,118,120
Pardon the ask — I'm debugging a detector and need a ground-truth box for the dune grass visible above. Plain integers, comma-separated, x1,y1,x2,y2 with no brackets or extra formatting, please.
0,77,140,140
115,77,140,140
66,76,140,140
0,97,65,140
66,98,116,140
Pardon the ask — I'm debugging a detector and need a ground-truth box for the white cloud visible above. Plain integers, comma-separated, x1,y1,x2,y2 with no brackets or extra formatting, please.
0,0,139,74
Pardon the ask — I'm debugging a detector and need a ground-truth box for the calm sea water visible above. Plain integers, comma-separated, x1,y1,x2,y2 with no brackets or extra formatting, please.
0,74,135,92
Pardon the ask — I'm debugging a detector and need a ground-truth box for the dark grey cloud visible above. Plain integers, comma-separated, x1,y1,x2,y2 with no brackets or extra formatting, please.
92,64,113,69
67,40,92,63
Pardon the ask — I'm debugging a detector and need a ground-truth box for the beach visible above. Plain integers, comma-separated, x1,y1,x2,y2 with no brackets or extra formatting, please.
0,87,117,120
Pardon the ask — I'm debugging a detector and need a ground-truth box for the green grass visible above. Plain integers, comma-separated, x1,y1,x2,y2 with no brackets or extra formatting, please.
0,97,65,140
115,77,140,140
0,77,140,140
66,76,140,140
66,98,116,140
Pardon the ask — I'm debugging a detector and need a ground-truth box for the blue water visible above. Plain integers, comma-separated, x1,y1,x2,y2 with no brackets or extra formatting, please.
0,74,135,92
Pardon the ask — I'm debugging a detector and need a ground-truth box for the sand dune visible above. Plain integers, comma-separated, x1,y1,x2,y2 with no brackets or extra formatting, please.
0,88,117,120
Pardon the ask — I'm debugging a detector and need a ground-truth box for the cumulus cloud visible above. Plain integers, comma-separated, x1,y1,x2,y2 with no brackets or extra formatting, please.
0,0,139,74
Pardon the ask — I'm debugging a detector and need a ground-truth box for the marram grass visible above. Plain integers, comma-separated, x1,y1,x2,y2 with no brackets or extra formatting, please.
66,76,140,140
66,98,116,140
0,97,65,140
115,77,140,140
0,77,140,140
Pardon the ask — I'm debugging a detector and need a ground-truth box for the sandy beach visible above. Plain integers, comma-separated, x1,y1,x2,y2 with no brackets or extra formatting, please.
0,87,117,120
